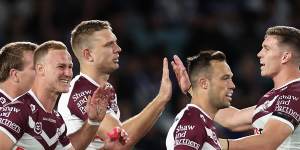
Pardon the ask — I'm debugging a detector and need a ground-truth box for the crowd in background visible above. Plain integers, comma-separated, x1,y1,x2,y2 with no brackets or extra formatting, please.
1,0,299,149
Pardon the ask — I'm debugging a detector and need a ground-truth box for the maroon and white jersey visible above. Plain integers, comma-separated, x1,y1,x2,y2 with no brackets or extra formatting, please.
58,73,120,149
166,104,221,150
0,90,71,150
253,78,300,149
0,89,13,107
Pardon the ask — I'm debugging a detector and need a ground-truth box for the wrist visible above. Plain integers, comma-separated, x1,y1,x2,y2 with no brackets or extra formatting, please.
87,118,101,126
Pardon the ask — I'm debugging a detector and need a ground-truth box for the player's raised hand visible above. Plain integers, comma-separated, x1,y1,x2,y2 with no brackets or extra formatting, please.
171,55,191,94
86,84,114,125
157,57,172,102
103,127,129,150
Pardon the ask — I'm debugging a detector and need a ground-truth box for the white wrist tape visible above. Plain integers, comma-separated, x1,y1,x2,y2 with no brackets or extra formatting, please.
87,118,101,126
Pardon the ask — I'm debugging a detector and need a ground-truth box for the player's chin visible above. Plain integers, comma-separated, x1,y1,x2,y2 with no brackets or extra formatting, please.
58,86,70,93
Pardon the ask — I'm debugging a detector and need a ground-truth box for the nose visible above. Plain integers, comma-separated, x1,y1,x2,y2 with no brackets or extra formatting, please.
114,43,122,53
230,80,235,90
65,67,73,78
257,49,262,58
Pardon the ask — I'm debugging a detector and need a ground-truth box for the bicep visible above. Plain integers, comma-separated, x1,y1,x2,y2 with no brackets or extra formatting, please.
261,118,293,148
0,130,14,150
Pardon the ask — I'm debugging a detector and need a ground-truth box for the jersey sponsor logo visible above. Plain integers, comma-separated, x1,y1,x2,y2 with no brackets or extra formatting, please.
275,105,300,122
72,90,92,101
175,138,200,149
0,118,21,133
0,106,21,118
72,91,92,115
278,94,299,101
0,106,20,113
175,125,195,133
175,125,195,142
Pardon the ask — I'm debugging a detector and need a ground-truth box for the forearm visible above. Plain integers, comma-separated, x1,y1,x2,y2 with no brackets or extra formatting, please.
215,106,254,132
122,95,168,146
229,134,277,150
69,121,99,150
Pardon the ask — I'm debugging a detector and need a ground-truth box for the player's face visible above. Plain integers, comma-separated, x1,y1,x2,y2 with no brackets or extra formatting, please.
18,51,35,94
257,35,284,78
207,61,235,110
43,49,73,93
89,29,121,74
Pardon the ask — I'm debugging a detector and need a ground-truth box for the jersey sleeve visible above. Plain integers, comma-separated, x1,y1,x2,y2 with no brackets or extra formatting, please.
271,87,300,131
0,101,28,143
173,119,205,149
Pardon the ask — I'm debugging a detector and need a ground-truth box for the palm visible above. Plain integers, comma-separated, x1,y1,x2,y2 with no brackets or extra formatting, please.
171,55,191,94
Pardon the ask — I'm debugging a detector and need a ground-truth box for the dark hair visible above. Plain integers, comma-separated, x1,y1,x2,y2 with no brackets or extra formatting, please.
187,50,226,85
266,26,300,54
34,40,67,66
70,20,111,57
0,42,38,82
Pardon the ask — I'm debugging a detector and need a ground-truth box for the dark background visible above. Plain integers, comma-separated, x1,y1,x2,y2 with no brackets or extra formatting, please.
1,0,299,149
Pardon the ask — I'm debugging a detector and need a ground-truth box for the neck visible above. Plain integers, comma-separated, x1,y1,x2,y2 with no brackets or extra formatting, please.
191,94,217,119
273,67,300,89
0,81,23,99
81,66,110,85
31,80,58,113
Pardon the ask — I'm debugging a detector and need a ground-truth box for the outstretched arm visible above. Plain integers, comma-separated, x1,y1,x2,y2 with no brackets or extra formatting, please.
69,86,111,150
215,106,255,132
97,57,172,149
226,119,292,150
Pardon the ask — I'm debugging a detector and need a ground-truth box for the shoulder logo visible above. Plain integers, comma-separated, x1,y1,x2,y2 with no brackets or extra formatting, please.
30,104,36,112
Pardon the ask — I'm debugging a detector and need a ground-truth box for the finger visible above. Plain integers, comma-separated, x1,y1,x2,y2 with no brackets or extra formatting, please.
91,87,102,104
173,55,184,67
162,57,169,78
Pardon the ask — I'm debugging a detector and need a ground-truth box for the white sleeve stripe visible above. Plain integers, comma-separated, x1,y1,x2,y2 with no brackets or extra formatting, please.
0,126,17,143
270,116,294,131
63,143,73,150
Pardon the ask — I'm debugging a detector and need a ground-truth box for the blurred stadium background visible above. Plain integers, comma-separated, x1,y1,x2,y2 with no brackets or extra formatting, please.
1,0,299,149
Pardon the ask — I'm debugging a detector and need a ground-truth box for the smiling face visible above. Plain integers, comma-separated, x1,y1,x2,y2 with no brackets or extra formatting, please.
87,29,121,74
207,60,235,109
41,49,73,93
257,35,284,78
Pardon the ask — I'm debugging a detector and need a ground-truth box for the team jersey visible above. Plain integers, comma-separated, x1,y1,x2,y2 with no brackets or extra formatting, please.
58,73,120,149
166,104,221,150
0,90,71,150
0,89,14,107
253,78,300,149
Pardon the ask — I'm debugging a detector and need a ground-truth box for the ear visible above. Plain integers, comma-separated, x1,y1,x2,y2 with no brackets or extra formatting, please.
35,64,45,75
82,48,93,62
199,78,209,89
9,68,19,82
281,51,292,64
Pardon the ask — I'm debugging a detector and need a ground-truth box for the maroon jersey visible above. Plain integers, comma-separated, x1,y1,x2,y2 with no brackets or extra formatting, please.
0,90,71,150
0,89,13,107
253,79,300,149
58,73,120,149
166,104,221,150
